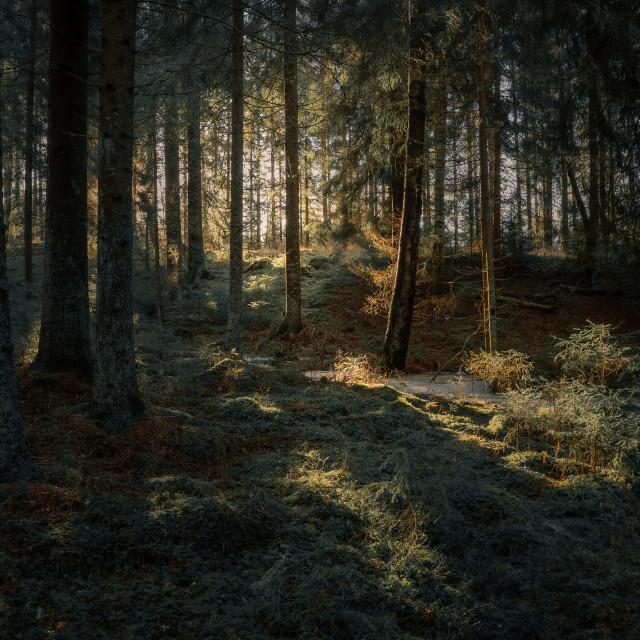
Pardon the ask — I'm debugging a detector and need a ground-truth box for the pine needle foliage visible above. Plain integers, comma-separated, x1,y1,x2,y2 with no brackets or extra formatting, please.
465,349,534,392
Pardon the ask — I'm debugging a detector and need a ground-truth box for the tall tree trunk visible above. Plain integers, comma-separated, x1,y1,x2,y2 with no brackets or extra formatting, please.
543,171,553,250
227,0,244,351
187,93,205,285
491,67,501,259
0,37,39,483
24,0,37,283
270,131,276,248
453,136,458,253
466,120,475,249
32,0,92,375
475,1,497,352
560,154,570,251
389,88,404,242
149,103,164,322
255,122,262,249
275,0,302,335
164,94,181,297
429,56,447,295
90,0,145,433
382,0,426,370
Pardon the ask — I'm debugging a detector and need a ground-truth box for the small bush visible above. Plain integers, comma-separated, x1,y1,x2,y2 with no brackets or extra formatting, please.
554,321,638,385
333,350,384,384
502,380,640,475
465,349,534,392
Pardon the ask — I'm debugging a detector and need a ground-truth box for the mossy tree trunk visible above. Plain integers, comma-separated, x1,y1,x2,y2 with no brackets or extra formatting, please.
32,0,92,376
227,0,244,351
382,0,426,371
0,40,39,483
187,92,205,286
89,0,145,433
275,0,302,336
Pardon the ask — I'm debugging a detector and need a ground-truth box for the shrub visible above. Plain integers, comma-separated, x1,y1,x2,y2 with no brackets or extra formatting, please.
464,349,534,392
554,321,638,385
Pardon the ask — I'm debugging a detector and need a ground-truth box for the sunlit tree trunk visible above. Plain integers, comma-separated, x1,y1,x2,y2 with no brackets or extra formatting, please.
383,0,426,370
90,0,145,433
33,0,92,375
275,0,302,335
24,0,37,283
476,1,497,352
187,93,205,286
227,0,244,351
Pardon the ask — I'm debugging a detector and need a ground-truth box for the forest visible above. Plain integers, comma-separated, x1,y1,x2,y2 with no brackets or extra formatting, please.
1,0,640,638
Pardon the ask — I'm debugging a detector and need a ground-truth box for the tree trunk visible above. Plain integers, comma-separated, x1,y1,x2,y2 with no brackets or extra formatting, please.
476,0,497,352
24,0,37,283
382,0,426,370
429,56,447,295
149,104,164,322
164,94,181,297
543,171,553,250
491,67,501,259
255,122,262,249
227,0,244,351
32,0,92,375
90,0,145,433
0,38,39,483
389,88,404,242
466,120,475,249
187,93,205,286
275,0,302,336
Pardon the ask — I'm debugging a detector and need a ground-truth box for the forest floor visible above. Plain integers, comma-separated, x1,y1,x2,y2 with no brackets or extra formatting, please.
2,242,640,639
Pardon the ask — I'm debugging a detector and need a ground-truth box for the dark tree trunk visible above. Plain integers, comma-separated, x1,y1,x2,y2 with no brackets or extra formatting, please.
187,93,205,286
476,0,497,352
164,94,181,297
275,0,302,335
32,0,92,376
24,0,37,283
429,56,447,295
382,0,426,370
227,0,244,351
0,40,39,483
491,67,502,259
90,0,144,433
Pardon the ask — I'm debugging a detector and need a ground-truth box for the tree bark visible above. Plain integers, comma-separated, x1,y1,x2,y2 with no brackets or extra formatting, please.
382,0,426,370
491,67,501,259
24,0,37,283
164,94,181,297
275,0,302,336
187,93,205,286
90,0,145,433
476,0,497,352
429,56,447,295
227,0,244,351
389,88,405,242
32,0,92,376
0,37,39,483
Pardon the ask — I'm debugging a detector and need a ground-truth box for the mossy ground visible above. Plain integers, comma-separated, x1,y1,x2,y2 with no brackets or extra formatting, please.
2,245,640,639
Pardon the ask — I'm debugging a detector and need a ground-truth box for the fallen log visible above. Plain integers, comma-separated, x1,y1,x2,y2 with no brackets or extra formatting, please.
496,295,556,312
